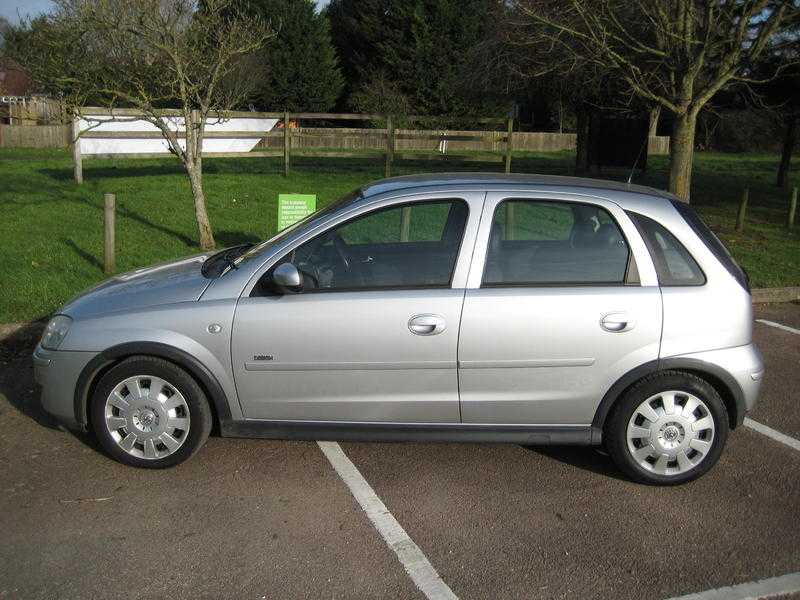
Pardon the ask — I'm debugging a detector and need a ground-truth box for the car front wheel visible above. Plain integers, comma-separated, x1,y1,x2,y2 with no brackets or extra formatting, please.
605,371,729,485
91,356,212,468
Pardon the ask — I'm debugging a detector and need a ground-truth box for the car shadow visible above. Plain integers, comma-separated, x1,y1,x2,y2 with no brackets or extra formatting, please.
0,321,102,453
522,445,629,481
1,320,59,429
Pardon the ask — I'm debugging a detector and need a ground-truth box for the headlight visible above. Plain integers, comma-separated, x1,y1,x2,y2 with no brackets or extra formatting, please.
40,315,72,350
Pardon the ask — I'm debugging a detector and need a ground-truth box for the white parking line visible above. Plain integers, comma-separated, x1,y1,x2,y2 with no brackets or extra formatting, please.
665,571,800,600
744,417,800,452
756,319,800,335
317,441,458,600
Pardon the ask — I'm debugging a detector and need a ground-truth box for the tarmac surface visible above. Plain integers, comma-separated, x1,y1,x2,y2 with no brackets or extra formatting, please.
1,304,799,599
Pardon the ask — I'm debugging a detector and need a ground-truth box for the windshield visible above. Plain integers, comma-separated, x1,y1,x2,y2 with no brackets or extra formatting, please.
234,188,362,266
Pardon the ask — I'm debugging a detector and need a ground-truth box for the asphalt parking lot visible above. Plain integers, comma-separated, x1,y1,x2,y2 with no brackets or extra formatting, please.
1,304,799,600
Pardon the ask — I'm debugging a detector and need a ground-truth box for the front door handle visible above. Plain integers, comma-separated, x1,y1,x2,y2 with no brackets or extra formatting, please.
408,314,446,336
600,312,636,333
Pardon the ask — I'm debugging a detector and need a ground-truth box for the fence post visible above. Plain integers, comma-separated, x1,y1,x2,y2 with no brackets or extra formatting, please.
72,116,83,184
505,202,516,240
104,193,116,275
283,110,290,177
735,188,749,232
385,115,394,178
505,117,514,174
789,187,798,229
400,206,412,241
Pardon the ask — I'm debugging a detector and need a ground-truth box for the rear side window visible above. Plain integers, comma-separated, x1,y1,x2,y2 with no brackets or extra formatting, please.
483,199,630,286
670,200,749,291
628,213,705,286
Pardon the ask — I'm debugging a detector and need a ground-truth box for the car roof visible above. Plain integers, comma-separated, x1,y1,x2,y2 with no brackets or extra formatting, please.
359,173,678,206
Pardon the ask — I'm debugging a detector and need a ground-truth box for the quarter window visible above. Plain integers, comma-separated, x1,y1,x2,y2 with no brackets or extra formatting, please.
267,199,469,292
483,199,630,286
629,212,706,286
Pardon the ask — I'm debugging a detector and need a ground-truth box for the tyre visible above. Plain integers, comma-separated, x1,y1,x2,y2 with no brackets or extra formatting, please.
90,356,212,468
605,371,729,485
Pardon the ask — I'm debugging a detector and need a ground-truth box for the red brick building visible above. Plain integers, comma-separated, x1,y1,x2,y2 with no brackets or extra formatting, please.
0,57,32,96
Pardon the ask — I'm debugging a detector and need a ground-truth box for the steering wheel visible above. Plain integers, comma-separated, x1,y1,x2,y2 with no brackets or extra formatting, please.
330,232,352,271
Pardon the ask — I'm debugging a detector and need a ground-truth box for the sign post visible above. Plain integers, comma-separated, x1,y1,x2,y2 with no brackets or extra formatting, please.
278,194,316,231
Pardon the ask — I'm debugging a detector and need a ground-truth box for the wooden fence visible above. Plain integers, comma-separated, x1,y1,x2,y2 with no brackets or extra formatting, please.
259,128,669,154
257,128,588,153
0,110,670,165
0,97,66,125
68,109,515,181
0,123,71,148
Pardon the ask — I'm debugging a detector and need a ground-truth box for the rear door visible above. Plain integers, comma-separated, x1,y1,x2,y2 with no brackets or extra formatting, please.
458,192,662,425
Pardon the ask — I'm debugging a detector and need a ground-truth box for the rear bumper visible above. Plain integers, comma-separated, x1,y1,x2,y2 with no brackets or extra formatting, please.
666,343,764,424
33,344,98,430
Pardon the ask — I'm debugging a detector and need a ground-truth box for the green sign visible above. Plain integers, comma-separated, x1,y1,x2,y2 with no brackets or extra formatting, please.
277,194,316,230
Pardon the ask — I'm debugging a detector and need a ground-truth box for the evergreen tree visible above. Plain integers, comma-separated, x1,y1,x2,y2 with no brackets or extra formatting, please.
239,0,343,111
328,0,499,117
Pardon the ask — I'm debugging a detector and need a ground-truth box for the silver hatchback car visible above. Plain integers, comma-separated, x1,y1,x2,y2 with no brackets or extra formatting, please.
34,174,764,484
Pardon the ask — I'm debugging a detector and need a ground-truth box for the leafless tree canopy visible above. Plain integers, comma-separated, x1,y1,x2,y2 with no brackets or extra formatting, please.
511,0,796,115
507,0,799,199
17,0,275,249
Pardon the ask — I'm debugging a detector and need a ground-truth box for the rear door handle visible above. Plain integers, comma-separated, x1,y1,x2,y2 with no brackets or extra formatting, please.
408,314,446,336
600,312,635,332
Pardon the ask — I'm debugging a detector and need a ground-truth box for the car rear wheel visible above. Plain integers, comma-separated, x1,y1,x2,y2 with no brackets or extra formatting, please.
91,356,212,468
605,371,729,485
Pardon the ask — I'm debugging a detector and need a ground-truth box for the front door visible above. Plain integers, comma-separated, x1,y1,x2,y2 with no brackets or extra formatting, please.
458,193,662,425
232,195,479,423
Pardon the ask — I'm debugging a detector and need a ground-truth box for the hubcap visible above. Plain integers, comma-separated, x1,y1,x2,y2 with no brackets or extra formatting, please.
104,375,190,460
626,390,715,476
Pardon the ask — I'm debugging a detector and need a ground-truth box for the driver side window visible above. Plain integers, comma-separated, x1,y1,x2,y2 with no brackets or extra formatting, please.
273,199,468,292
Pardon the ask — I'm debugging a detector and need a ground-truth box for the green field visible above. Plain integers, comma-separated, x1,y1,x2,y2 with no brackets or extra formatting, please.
0,147,798,323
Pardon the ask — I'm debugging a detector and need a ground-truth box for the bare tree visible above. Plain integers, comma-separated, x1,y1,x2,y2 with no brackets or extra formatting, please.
17,0,273,249
511,0,797,201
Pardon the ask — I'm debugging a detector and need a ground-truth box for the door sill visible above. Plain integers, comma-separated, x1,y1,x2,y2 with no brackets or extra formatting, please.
220,420,599,445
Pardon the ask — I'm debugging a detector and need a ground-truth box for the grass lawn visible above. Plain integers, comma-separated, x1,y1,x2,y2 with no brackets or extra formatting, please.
0,147,798,323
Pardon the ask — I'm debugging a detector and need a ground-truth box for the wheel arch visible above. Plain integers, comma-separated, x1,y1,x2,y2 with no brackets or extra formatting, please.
591,358,746,438
74,341,232,432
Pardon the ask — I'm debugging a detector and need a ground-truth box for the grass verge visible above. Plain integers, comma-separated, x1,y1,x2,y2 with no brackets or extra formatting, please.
0,147,797,322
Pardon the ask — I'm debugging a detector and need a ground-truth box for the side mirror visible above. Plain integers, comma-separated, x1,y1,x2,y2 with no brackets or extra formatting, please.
272,262,303,293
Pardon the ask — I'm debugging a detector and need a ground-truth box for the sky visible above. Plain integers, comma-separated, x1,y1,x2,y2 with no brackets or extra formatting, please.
1,0,55,24
0,0,330,24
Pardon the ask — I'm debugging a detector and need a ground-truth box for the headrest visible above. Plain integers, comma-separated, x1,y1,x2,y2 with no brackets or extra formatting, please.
489,221,504,253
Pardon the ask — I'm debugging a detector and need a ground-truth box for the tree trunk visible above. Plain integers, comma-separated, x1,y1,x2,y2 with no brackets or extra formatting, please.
575,107,590,174
186,159,216,250
777,115,796,189
668,111,697,202
183,109,215,251
648,105,661,138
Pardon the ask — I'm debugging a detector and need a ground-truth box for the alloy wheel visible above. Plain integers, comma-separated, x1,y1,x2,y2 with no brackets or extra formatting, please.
104,375,191,460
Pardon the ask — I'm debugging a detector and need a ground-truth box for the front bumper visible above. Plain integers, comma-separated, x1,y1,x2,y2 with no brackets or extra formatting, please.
33,344,99,430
